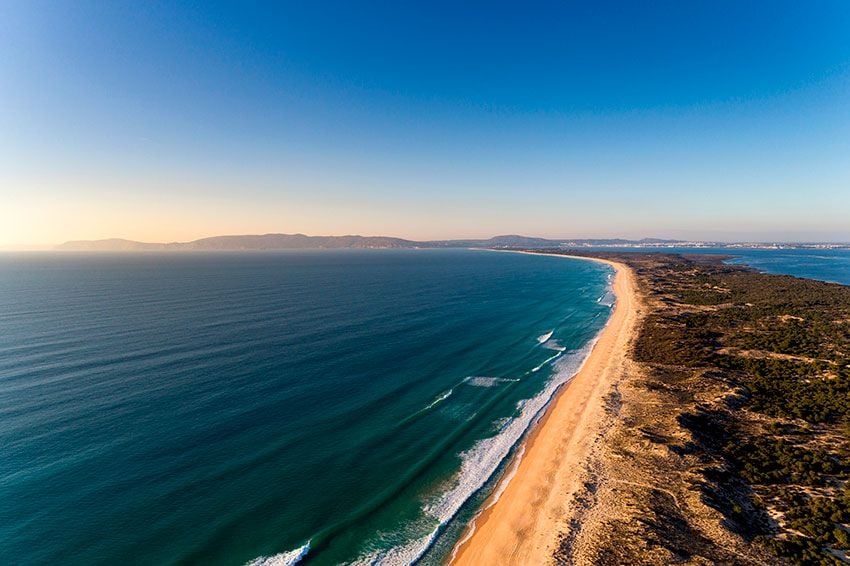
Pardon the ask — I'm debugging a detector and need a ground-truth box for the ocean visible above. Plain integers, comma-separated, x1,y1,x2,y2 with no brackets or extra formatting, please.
0,249,613,565
3,247,847,566
720,248,850,286
586,246,850,286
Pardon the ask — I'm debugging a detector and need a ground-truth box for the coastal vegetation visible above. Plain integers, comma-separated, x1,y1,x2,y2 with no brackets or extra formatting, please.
551,251,850,565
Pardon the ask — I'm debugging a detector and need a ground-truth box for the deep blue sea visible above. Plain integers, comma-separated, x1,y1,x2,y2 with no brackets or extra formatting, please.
0,250,614,565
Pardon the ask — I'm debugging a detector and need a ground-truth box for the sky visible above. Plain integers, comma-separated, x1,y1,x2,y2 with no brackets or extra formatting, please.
2,1,850,247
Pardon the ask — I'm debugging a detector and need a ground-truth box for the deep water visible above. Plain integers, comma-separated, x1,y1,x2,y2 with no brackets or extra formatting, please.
0,249,612,565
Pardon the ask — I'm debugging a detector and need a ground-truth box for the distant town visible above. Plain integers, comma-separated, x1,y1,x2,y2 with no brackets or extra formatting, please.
556,240,850,250
54,234,850,252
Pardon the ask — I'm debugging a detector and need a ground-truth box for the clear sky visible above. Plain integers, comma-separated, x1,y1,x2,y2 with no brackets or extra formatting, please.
2,1,850,246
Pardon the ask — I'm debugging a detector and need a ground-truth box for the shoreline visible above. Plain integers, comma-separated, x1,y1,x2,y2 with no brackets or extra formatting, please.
450,252,639,565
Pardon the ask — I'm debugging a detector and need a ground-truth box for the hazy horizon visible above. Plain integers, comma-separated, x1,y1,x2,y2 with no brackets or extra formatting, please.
3,2,850,246
5,230,850,252
4,4,850,563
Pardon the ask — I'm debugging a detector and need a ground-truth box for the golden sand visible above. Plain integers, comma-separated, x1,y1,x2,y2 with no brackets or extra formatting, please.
451,255,638,565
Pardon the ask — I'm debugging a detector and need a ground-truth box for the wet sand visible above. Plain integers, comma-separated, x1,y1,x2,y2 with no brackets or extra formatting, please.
451,255,638,565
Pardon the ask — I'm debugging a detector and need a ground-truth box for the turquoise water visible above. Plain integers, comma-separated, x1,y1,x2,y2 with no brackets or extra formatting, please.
0,250,613,565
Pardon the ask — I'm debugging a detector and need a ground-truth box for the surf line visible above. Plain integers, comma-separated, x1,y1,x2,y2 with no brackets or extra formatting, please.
255,328,581,565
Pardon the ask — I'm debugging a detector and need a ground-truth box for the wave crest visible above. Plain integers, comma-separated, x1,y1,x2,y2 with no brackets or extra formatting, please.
537,330,554,343
353,337,601,565
246,542,309,566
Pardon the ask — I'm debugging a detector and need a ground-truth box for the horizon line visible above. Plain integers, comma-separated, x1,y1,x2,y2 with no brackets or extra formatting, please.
5,232,850,251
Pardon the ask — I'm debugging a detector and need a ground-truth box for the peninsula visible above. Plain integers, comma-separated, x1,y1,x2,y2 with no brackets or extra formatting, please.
454,251,850,565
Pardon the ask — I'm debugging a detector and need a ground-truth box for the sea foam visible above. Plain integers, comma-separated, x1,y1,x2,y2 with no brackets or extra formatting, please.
537,330,554,343
463,376,518,388
352,335,602,565
248,281,616,566
531,351,563,372
246,542,309,566
425,388,454,409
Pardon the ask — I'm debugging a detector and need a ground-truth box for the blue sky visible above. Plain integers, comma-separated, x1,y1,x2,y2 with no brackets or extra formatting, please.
2,1,850,245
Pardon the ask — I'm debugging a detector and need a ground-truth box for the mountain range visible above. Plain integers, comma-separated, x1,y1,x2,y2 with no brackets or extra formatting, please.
55,234,685,251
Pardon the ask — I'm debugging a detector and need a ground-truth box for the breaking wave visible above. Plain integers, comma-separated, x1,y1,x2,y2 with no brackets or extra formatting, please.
537,330,554,343
424,388,454,409
542,339,566,352
249,269,616,566
463,376,518,388
351,336,602,565
531,351,563,372
246,542,309,566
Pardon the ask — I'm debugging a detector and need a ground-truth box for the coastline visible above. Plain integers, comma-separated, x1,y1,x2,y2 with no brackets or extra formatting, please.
450,253,640,565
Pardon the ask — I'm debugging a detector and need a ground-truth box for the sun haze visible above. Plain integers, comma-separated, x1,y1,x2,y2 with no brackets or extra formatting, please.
2,1,850,246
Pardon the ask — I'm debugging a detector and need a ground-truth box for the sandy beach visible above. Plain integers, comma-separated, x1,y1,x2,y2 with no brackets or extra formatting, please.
451,254,639,566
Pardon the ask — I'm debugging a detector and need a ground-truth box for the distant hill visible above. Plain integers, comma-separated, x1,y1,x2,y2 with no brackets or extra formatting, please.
424,235,562,248
179,234,415,250
57,238,171,251
56,233,691,251
56,234,416,251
